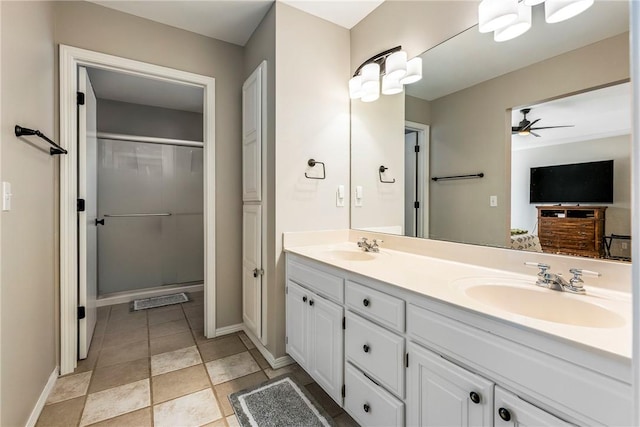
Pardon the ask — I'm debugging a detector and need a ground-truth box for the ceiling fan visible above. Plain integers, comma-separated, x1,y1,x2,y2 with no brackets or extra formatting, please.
512,108,574,137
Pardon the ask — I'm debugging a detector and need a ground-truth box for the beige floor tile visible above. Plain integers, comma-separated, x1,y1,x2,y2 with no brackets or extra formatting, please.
205,351,260,385
334,412,360,427
264,363,314,385
88,407,152,427
108,302,132,318
105,314,147,334
101,326,148,349
191,327,213,343
202,418,227,427
152,364,211,404
97,339,149,368
80,379,150,426
36,396,85,427
150,331,195,355
97,305,110,320
306,382,343,418
76,336,103,374
151,345,202,376
213,371,267,416
238,332,255,350
93,318,108,337
198,335,246,362
248,348,270,370
183,304,203,318
226,414,241,427
47,371,92,404
89,358,149,393
148,306,185,325
187,315,204,329
149,318,189,339
153,388,221,427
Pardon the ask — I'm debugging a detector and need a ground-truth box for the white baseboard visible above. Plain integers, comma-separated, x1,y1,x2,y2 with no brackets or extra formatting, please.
242,326,294,370
26,367,58,427
96,284,204,307
216,323,244,336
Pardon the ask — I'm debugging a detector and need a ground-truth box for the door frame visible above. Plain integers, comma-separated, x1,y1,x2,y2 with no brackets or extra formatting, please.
59,45,216,375
404,121,430,238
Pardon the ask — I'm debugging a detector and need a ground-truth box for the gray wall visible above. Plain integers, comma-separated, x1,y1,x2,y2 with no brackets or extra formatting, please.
405,95,431,125
54,1,245,328
97,99,203,141
1,2,57,425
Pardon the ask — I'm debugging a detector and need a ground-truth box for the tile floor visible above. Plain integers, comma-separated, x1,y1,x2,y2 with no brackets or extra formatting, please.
36,291,358,427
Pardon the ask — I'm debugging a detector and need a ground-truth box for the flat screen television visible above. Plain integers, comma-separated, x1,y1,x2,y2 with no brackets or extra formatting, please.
530,160,614,204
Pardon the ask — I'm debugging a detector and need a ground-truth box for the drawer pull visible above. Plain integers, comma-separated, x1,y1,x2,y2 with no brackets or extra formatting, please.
498,407,511,422
309,300,314,306
363,298,370,307
363,403,370,413
302,296,307,303
363,344,370,353
469,391,480,404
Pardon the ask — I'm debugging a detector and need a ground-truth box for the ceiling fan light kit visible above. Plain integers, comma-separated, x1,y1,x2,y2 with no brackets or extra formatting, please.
478,0,594,42
512,108,575,138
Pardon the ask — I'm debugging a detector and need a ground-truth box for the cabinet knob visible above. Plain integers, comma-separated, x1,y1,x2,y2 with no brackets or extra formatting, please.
363,298,370,307
309,300,314,306
498,407,511,422
302,296,307,303
363,403,370,413
363,344,370,353
469,391,480,404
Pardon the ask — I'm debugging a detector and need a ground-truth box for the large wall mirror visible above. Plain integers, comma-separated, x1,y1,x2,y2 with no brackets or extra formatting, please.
350,1,631,262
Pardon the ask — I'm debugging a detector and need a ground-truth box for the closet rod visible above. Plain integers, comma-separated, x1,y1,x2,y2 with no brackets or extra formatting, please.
96,132,204,148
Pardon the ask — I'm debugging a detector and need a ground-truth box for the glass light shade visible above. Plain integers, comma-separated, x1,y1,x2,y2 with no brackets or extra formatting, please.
494,4,532,42
382,75,403,95
545,0,594,23
361,79,380,102
478,0,519,33
349,75,363,99
523,0,545,5
400,57,422,85
385,51,407,80
361,63,380,86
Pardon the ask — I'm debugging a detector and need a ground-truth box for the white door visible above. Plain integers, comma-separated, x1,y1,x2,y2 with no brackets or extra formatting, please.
242,204,262,338
242,61,265,202
78,67,98,359
308,294,343,405
285,281,309,369
494,387,573,427
407,342,494,427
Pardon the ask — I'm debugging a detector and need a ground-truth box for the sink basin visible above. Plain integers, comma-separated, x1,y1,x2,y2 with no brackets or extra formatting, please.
461,282,625,328
322,250,375,261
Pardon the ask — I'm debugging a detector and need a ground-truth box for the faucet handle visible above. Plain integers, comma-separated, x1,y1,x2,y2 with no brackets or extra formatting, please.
525,262,551,276
357,237,368,247
569,268,600,287
372,239,383,246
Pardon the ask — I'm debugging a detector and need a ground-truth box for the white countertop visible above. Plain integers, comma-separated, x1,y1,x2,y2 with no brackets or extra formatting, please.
285,241,631,360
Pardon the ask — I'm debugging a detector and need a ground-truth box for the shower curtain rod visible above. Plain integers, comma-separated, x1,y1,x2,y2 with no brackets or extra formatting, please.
96,132,204,148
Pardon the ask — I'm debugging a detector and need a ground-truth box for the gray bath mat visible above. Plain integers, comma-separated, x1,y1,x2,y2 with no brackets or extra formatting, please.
229,374,336,427
132,292,189,310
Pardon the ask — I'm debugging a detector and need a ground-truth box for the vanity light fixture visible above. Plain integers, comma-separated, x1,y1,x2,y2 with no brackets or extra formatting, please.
349,46,422,102
479,0,594,42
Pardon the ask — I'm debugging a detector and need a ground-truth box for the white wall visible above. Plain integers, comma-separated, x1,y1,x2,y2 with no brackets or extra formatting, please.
1,2,57,425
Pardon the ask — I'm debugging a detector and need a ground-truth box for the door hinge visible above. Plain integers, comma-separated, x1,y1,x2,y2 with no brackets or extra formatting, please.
405,352,409,368
341,384,345,397
77,199,85,212
342,316,346,330
77,91,85,105
78,306,86,320
414,145,420,153
414,201,420,209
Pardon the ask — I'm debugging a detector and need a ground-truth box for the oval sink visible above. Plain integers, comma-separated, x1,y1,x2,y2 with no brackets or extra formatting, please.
322,250,375,261
463,283,625,328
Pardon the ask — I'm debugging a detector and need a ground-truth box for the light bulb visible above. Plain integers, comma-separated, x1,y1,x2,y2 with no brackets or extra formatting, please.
494,3,532,42
349,75,363,99
478,0,519,33
400,57,422,85
385,51,407,80
545,0,594,23
382,75,403,95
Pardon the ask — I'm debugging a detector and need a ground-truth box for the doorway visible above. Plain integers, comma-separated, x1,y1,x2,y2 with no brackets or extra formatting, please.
59,45,216,375
404,121,430,238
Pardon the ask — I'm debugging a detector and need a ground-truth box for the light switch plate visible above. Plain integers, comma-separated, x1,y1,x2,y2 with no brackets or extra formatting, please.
2,182,12,211
355,186,363,207
490,195,498,207
336,185,345,207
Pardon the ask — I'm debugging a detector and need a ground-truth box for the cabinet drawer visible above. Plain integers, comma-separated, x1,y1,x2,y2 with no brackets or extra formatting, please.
345,280,405,332
345,311,404,398
344,363,404,427
287,258,344,303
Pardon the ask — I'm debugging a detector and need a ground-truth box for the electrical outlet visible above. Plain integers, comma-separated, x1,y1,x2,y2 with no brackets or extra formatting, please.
490,195,498,207
2,182,12,211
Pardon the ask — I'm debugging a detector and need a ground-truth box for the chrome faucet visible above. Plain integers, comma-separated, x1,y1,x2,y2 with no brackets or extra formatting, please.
357,237,382,253
524,263,600,295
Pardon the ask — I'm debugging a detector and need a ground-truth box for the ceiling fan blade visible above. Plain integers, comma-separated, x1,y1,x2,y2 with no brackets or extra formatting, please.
530,125,574,130
530,131,542,137
522,118,540,131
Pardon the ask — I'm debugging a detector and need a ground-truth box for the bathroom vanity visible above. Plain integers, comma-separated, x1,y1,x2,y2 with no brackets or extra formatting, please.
284,238,631,426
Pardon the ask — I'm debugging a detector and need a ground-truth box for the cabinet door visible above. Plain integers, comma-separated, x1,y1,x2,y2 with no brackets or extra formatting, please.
242,205,262,339
407,342,493,427
286,281,309,369
309,294,343,405
494,386,573,427
242,62,264,201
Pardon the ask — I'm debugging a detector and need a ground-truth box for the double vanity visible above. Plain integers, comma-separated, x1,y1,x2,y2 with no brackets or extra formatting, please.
284,232,632,426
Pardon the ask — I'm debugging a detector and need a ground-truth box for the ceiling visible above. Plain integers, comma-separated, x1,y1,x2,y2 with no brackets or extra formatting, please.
89,0,383,46
511,82,631,150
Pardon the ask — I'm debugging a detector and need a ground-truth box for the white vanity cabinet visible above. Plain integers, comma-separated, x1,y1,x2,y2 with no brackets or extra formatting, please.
494,387,573,427
407,342,494,427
